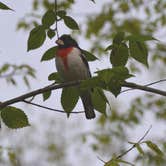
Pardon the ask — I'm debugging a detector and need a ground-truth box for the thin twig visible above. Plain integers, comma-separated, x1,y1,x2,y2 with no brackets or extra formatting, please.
23,100,85,114
55,0,59,38
122,81,166,96
116,125,152,159
121,79,166,94
97,156,106,164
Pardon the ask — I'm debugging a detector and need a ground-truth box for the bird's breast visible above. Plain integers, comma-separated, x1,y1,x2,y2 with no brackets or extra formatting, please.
57,47,73,69
56,48,89,81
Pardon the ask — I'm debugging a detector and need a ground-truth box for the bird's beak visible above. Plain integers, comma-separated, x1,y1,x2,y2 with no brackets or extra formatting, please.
55,39,64,45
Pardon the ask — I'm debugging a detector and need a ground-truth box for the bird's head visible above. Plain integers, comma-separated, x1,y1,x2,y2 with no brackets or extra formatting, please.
56,34,79,48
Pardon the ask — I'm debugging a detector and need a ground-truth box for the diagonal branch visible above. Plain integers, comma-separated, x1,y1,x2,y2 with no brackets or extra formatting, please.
0,80,165,109
121,79,166,94
0,80,80,109
122,82,166,96
116,125,152,159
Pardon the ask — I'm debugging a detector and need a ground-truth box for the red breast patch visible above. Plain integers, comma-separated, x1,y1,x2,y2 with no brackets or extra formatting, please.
57,47,73,70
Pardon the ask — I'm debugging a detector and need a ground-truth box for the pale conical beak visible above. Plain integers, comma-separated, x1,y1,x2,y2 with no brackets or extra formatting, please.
55,39,64,45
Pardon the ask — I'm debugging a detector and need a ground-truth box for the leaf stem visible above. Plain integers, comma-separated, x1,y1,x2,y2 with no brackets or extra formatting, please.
55,0,59,38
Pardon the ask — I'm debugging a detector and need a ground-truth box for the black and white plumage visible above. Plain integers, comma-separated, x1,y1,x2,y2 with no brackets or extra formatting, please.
55,34,95,119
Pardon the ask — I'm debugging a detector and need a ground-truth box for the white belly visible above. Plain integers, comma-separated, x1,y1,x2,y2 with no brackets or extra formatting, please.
56,48,90,81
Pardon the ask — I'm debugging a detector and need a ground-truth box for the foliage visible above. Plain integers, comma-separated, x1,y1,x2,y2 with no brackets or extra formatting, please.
0,63,36,87
0,2,13,11
1,106,29,129
0,0,166,166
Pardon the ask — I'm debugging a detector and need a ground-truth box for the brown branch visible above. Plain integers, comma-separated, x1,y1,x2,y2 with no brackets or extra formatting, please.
0,81,80,109
23,100,84,114
122,82,166,96
121,79,166,94
0,79,165,109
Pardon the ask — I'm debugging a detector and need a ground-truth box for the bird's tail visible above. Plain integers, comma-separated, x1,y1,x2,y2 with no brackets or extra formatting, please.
81,91,95,119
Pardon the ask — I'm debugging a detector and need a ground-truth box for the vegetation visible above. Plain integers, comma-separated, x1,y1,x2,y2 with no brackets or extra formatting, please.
0,0,166,165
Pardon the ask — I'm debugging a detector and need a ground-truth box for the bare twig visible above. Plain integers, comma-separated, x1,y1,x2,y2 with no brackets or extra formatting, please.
122,82,166,96
121,79,166,94
98,126,152,165
97,156,106,164
55,0,59,38
116,125,152,159
23,100,84,114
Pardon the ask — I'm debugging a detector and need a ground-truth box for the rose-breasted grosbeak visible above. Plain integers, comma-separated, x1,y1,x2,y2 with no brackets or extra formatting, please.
55,34,96,119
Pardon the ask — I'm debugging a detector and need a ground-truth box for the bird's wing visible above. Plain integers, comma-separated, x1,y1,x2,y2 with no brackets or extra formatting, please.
79,49,92,78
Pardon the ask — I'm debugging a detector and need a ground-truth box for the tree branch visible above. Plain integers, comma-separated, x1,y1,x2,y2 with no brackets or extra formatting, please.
0,79,165,109
122,82,166,96
121,79,166,94
0,81,80,109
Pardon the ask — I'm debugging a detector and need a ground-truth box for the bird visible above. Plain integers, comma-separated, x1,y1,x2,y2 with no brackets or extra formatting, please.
55,34,96,119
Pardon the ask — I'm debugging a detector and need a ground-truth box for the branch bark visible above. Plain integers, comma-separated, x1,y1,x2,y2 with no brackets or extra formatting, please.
0,80,165,109
0,81,80,109
122,82,166,96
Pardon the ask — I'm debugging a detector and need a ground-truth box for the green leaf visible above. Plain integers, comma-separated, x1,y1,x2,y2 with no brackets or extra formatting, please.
81,49,98,61
105,44,113,51
111,66,132,80
136,143,144,155
129,40,148,67
0,64,9,74
146,141,163,156
8,78,17,85
96,67,132,97
23,76,30,88
92,88,107,115
0,2,13,11
42,10,56,29
80,77,102,90
48,72,62,82
63,16,79,30
8,152,17,166
113,32,125,44
61,87,79,116
1,106,30,129
105,159,120,166
47,29,55,39
126,34,157,42
43,90,51,101
27,25,46,51
97,67,132,84
41,46,57,61
108,81,121,97
110,43,129,67
57,10,66,18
